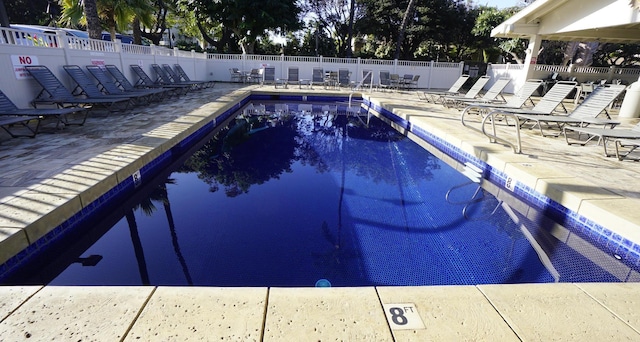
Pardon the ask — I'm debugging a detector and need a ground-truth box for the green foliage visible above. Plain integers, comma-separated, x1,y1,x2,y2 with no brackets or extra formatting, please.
177,0,302,54
472,6,521,63
592,43,640,67
57,0,155,40
4,0,52,25
175,39,203,52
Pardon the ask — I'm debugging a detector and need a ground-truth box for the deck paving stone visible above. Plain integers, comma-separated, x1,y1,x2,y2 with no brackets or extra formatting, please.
576,282,640,332
376,285,520,341
126,287,267,341
0,286,41,321
0,286,154,341
479,283,640,340
263,287,392,341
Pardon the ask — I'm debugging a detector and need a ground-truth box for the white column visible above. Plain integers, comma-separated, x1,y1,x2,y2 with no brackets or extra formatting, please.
522,34,542,81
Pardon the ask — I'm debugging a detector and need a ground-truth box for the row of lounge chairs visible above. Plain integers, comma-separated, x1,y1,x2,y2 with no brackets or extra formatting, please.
260,67,418,91
273,67,356,89
452,74,631,159
418,75,512,109
0,64,213,140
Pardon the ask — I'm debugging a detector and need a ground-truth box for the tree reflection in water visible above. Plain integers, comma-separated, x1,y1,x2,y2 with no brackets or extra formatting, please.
180,108,441,197
173,107,442,284
128,178,193,285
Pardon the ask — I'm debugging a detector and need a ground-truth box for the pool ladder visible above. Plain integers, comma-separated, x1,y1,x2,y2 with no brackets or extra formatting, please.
445,162,502,221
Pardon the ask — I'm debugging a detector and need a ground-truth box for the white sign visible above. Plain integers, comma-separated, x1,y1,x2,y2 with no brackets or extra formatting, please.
382,303,425,330
132,170,142,188
505,176,517,192
11,55,39,80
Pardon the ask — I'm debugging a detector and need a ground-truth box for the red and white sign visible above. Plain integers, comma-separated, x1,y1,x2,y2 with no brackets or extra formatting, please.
11,55,39,79
91,59,106,67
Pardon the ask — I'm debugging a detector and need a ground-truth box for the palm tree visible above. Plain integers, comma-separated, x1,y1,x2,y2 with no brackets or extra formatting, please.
58,0,154,42
135,178,194,285
98,0,155,42
125,209,151,285
58,0,102,39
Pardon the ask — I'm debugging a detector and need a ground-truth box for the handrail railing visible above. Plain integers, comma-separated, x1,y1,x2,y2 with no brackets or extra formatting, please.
480,111,523,154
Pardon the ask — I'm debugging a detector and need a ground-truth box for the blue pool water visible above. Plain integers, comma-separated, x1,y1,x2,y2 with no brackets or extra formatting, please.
4,101,626,286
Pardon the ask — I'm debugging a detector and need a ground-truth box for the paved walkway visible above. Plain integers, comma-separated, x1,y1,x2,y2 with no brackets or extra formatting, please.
0,83,639,340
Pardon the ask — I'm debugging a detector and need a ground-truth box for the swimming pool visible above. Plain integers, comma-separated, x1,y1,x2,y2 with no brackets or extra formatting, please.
2,100,633,286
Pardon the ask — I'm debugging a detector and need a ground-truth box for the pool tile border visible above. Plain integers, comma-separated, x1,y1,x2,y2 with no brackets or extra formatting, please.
363,98,640,272
1,93,638,281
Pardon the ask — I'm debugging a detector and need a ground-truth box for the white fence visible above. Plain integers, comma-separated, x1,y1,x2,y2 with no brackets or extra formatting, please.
486,62,640,94
1,26,637,108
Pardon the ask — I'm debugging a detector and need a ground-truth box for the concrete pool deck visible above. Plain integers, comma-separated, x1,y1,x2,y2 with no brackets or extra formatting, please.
0,83,639,340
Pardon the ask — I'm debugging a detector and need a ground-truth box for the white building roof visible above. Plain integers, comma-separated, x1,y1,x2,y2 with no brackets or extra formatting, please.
491,0,640,43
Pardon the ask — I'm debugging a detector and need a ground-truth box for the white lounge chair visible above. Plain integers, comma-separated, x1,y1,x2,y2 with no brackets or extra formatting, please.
447,78,510,109
614,138,640,161
514,84,626,137
440,76,492,108
461,79,544,130
565,122,640,157
418,74,469,102
480,83,624,154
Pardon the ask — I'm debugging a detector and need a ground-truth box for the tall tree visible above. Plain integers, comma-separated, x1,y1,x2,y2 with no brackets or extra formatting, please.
302,0,363,57
359,0,460,60
58,0,154,41
472,5,515,62
58,0,107,39
98,0,155,42
82,0,101,39
394,0,416,60
179,0,301,54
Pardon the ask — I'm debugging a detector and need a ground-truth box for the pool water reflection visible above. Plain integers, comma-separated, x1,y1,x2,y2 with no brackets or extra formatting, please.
6,103,626,286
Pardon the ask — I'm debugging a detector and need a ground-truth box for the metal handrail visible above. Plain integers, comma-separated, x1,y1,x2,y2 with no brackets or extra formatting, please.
480,111,523,154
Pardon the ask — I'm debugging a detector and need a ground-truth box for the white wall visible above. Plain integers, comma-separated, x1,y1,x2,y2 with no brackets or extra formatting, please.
1,26,631,109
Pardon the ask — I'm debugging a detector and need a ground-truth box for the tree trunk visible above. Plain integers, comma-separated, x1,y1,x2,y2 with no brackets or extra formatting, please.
83,0,101,40
0,0,10,27
395,0,417,60
133,17,142,45
345,0,355,58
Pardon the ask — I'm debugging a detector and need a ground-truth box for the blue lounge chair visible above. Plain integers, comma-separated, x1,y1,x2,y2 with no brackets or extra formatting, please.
311,68,324,89
0,89,88,135
338,69,352,88
104,64,176,98
377,70,392,91
86,65,165,104
130,64,190,95
24,65,131,113
63,65,136,107
150,64,198,92
261,66,276,87
172,64,215,88
161,64,206,90
284,67,301,88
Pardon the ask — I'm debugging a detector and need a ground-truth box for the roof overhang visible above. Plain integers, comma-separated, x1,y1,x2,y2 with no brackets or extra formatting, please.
491,0,640,43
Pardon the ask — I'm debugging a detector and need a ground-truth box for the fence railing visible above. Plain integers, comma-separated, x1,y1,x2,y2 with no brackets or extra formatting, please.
1,25,637,108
